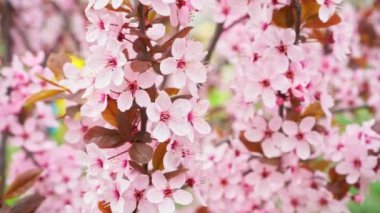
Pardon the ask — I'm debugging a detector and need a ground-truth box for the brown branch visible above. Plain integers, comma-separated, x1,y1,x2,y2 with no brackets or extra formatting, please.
22,147,41,168
223,15,249,32
203,23,225,63
1,0,13,64
292,0,302,45
0,134,8,204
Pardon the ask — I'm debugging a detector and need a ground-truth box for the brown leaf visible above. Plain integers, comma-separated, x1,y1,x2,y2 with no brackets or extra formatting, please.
273,5,295,28
129,161,148,174
98,201,112,213
302,102,325,119
46,52,70,80
151,27,193,54
83,126,125,149
152,142,168,171
116,107,140,141
130,60,151,72
23,89,65,108
102,98,119,127
239,131,263,154
3,169,43,200
327,167,350,200
164,88,180,96
129,143,153,164
196,207,210,213
10,193,45,213
301,158,332,172
304,13,341,28
164,168,188,179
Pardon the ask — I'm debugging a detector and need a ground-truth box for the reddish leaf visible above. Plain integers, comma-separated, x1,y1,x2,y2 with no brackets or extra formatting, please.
164,88,180,96
303,13,341,28
3,168,43,200
116,107,140,141
301,102,325,119
151,26,193,54
129,161,148,174
130,60,151,72
101,98,119,127
327,167,350,200
196,207,210,213
129,143,153,164
273,5,295,28
152,142,168,171
10,193,45,213
83,126,125,149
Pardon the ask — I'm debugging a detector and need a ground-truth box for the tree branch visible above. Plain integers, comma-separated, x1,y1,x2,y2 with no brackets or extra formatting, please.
1,0,12,64
292,0,302,45
0,134,8,203
203,23,225,63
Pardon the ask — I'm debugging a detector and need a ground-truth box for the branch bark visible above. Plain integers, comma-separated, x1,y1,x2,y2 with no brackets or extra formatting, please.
0,134,8,203
1,0,13,64
203,23,225,63
293,0,302,45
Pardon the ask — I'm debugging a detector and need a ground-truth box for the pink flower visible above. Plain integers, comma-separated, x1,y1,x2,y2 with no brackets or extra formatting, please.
147,92,191,142
85,9,110,44
160,38,207,88
244,116,287,158
92,0,124,9
316,0,343,23
81,92,108,118
186,99,211,141
64,117,91,144
78,143,109,177
169,0,202,26
335,143,377,184
114,69,156,111
124,174,155,213
282,117,323,160
243,60,291,108
86,39,126,89
261,27,304,72
164,136,196,170
10,118,44,147
146,171,193,213
103,178,130,211
244,160,284,199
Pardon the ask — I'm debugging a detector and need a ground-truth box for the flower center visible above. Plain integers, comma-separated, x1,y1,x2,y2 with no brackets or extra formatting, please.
176,0,187,8
353,158,362,168
96,158,104,168
220,178,228,186
186,178,195,187
264,130,273,138
134,190,144,201
160,111,171,122
260,168,271,178
277,43,287,53
319,198,328,206
177,59,186,69
260,79,271,88
296,132,304,141
128,81,138,94
107,57,118,68
98,20,105,30
163,188,173,197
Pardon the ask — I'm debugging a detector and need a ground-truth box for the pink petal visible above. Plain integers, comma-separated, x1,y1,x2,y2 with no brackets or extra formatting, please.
95,70,112,89
168,119,191,136
94,0,109,9
269,116,282,131
111,0,123,8
135,90,151,107
169,174,186,189
282,121,298,136
192,117,211,135
147,24,166,40
171,71,187,88
300,117,316,132
305,131,322,146
138,70,157,89
173,190,193,205
296,142,311,160
117,91,133,111
160,58,178,75
244,128,264,142
158,198,175,213
262,88,276,108
243,83,261,102
186,63,207,84
287,45,304,62
170,99,192,117
262,140,281,158
152,171,168,189
153,122,171,142
146,188,164,204
156,92,172,111
134,174,150,190
319,5,335,23
172,38,186,59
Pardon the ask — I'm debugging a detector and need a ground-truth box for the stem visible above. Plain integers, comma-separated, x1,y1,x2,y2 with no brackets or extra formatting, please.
1,0,12,64
22,147,41,168
0,134,8,203
292,0,302,45
223,15,249,32
203,23,225,63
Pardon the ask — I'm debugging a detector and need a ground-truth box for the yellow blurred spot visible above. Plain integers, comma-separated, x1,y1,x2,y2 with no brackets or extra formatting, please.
67,54,85,69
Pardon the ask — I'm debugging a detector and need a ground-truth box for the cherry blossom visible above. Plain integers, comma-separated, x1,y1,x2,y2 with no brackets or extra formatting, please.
317,0,343,23
146,171,193,213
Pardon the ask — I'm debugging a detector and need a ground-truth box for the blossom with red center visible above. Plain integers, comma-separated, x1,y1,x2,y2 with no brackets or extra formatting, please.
282,117,323,160
160,38,207,88
316,0,343,23
146,171,193,213
146,92,192,142
113,69,156,111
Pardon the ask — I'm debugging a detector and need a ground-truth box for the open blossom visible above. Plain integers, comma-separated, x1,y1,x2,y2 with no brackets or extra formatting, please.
164,136,196,170
261,27,304,72
282,117,323,160
243,60,291,108
114,69,156,111
10,118,44,147
317,0,343,23
335,143,377,184
160,38,207,88
124,174,155,213
146,171,193,213
244,116,287,158
86,39,126,89
147,92,191,142
169,0,203,26
186,99,211,141
103,178,130,211
78,143,109,177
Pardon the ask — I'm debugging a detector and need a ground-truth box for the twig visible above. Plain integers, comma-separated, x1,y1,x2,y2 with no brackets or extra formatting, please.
0,134,8,203
22,147,41,168
292,0,302,45
1,0,13,64
332,105,370,113
203,23,225,63
223,15,249,32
